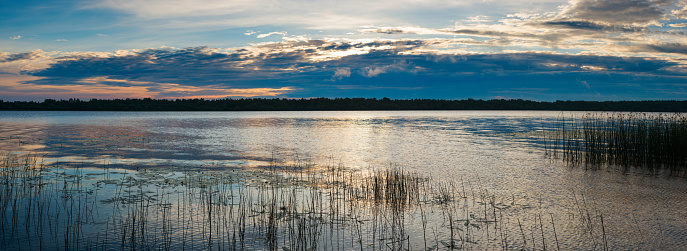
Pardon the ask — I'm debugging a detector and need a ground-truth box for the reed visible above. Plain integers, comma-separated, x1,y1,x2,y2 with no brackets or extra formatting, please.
0,152,645,250
546,112,687,176
360,167,421,209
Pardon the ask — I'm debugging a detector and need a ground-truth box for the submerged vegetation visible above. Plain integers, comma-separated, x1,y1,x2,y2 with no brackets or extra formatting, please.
545,112,687,177
0,153,630,250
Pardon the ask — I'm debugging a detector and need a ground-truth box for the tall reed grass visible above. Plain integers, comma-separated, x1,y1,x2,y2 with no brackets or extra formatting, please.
545,112,687,176
1,153,635,250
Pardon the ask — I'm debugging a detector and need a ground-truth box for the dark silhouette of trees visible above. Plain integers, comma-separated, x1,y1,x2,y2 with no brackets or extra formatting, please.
1,98,686,112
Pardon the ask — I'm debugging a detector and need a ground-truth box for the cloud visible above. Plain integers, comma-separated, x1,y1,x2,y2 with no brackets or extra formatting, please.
90,0,391,29
3,0,685,100
0,50,45,63
2,74,296,100
556,0,668,26
358,26,442,35
282,35,310,42
356,0,680,47
257,31,288,38
93,0,560,31
539,20,643,32
672,1,687,18
56,39,68,42
76,76,156,86
360,60,421,77
465,15,491,23
84,76,298,99
21,41,685,83
158,86,295,99
28,47,257,86
9,35,22,40
499,0,682,44
363,28,409,35
78,0,686,66
644,42,687,54
3,37,686,100
332,67,351,80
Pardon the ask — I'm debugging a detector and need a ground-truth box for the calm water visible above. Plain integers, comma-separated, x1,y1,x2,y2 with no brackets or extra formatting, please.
1,110,686,249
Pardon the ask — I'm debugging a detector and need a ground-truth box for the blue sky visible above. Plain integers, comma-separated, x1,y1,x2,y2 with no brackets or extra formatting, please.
1,0,687,101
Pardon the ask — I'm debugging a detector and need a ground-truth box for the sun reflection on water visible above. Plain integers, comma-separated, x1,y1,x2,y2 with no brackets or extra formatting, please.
1,110,686,249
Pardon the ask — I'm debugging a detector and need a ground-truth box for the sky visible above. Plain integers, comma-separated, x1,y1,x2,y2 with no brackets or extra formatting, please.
1,0,687,101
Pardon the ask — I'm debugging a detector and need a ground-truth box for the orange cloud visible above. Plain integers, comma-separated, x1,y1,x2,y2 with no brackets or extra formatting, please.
0,75,295,100
0,78,152,100
159,84,296,99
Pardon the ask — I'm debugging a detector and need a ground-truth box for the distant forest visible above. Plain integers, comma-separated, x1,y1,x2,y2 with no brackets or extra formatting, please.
2,98,687,112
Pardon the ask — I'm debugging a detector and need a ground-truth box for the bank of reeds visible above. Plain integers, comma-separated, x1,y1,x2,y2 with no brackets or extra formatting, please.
546,112,687,176
1,153,624,250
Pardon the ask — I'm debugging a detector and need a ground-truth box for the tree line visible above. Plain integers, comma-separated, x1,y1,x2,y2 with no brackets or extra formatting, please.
1,98,687,112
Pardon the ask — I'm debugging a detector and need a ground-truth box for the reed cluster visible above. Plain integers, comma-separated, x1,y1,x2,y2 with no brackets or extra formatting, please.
546,112,687,176
1,153,639,250
361,168,422,208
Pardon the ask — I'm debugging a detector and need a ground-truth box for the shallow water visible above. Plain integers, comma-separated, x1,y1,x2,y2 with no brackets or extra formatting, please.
1,110,686,250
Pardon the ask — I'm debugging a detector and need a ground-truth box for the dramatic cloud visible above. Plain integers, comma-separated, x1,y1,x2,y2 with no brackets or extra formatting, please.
27,42,426,86
644,42,687,54
557,0,668,26
360,0,687,60
3,0,687,100
4,38,683,100
538,20,643,32
0,50,45,63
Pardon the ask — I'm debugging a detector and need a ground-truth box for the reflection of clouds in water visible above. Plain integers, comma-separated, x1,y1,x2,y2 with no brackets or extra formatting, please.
0,120,264,169
0,110,568,171
0,123,49,154
1,110,687,249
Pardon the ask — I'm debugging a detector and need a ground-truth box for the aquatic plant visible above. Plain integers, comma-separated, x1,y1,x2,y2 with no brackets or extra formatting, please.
0,153,650,250
545,112,687,176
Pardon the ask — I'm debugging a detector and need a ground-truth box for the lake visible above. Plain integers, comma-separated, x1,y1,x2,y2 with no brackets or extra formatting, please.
1,110,686,250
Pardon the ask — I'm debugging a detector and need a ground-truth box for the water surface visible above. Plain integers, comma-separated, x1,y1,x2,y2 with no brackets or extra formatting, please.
1,110,685,249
